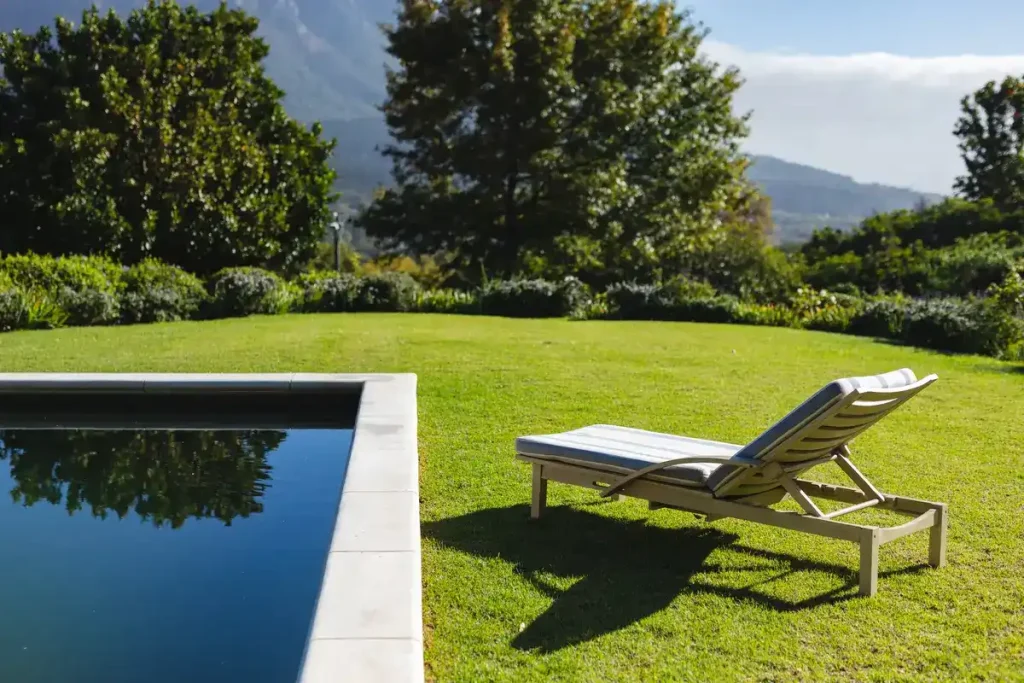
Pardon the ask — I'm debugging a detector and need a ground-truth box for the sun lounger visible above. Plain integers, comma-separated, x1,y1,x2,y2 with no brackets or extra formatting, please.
515,368,947,596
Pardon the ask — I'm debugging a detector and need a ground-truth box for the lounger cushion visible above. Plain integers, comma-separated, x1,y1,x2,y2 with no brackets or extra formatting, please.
516,424,742,486
705,368,918,490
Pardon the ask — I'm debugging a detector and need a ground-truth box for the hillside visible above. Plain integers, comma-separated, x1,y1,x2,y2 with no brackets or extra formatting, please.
1,1,944,243
745,156,945,243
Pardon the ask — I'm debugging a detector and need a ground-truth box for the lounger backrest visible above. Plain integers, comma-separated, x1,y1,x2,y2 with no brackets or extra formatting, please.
708,369,937,497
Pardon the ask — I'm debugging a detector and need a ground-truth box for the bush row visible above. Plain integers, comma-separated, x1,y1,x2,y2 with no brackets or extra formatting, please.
602,281,1024,359
0,253,1020,360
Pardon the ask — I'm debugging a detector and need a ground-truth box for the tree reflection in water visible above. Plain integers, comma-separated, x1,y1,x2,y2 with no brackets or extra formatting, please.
0,429,285,528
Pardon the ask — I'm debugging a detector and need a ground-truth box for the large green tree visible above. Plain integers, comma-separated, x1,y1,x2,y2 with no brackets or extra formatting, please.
360,0,749,285
954,75,1024,209
0,0,337,275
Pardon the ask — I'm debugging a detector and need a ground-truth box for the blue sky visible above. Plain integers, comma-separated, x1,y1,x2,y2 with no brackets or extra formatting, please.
683,0,1022,57
675,1,1024,193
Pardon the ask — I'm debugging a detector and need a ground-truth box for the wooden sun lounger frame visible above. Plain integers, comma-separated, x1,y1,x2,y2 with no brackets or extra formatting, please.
517,378,948,597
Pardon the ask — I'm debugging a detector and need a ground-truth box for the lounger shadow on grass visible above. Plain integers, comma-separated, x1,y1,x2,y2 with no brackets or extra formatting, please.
422,504,928,654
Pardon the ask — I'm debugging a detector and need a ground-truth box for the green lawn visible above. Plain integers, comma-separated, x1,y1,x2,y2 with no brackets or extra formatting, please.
1,314,1022,682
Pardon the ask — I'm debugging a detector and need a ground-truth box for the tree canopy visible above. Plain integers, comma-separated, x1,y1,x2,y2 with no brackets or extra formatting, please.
0,0,337,275
954,75,1024,210
359,0,751,286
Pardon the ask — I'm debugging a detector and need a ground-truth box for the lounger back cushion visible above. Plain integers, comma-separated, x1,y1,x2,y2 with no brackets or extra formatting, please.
707,368,921,496
516,425,742,487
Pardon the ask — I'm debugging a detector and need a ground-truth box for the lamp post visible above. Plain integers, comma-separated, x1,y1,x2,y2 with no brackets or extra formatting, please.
330,212,343,273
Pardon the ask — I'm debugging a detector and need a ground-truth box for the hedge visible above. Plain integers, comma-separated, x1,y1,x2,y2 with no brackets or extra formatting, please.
0,253,1019,360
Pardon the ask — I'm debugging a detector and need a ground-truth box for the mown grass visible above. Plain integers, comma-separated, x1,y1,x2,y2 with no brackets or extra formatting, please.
0,314,1021,682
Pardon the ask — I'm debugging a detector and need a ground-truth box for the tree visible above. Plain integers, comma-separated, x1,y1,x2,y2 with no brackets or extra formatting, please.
0,429,285,528
360,0,749,286
953,75,1024,209
0,0,337,275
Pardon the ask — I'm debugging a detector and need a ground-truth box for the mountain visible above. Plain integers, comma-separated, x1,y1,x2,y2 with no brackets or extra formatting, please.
746,156,945,244
1,1,945,243
0,0,393,121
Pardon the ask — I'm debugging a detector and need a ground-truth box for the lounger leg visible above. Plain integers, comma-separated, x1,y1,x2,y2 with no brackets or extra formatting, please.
929,504,948,568
531,464,547,520
859,530,879,597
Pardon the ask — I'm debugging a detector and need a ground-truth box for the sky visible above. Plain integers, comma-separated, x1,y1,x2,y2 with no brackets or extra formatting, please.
681,0,1024,194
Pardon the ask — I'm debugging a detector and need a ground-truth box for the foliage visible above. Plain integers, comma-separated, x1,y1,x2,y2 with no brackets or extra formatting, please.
479,278,588,318
0,253,120,296
734,302,797,328
0,429,284,528
360,254,453,290
352,272,420,312
206,267,294,318
788,288,863,333
120,259,209,324
0,0,336,274
681,223,803,302
295,271,360,313
805,230,1024,297
58,288,121,326
309,241,363,274
901,297,1022,357
847,297,907,339
0,253,121,325
413,289,480,315
604,282,670,320
803,198,1024,265
953,75,1024,208
362,0,749,284
671,296,742,324
985,267,1024,318
296,271,420,313
0,273,28,332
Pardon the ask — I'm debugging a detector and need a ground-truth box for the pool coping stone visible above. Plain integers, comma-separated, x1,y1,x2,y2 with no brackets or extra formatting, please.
0,372,423,683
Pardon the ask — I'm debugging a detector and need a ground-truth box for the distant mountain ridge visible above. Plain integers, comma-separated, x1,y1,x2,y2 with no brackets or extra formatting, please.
1,1,945,243
745,156,945,243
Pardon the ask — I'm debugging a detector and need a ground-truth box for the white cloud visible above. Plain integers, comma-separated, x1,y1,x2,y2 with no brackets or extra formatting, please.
702,40,1024,194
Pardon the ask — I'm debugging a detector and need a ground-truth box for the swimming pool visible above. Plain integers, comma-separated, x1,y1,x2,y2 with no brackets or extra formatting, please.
0,374,422,683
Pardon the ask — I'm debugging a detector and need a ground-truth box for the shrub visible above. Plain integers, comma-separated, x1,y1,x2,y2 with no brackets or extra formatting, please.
848,298,907,339
901,297,1022,357
295,271,420,313
120,259,209,324
0,274,28,332
295,271,360,313
479,278,586,318
0,253,121,325
788,288,865,334
206,268,294,318
59,288,120,326
659,276,717,301
604,282,668,320
24,292,68,330
672,295,742,324
803,303,859,334
0,253,121,296
353,272,420,312
734,302,797,328
413,289,479,314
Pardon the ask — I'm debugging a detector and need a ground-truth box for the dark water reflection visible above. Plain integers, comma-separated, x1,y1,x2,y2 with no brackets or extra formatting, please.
0,427,353,683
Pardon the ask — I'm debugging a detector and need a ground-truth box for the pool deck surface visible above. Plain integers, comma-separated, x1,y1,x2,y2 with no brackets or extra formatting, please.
0,372,424,683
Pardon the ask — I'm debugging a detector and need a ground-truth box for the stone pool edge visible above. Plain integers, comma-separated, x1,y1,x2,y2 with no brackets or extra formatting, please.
0,372,424,683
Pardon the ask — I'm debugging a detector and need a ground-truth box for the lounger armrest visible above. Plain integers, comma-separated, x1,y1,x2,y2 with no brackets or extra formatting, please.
598,454,759,498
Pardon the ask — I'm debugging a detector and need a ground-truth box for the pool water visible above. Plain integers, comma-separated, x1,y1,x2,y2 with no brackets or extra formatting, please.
0,427,354,683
